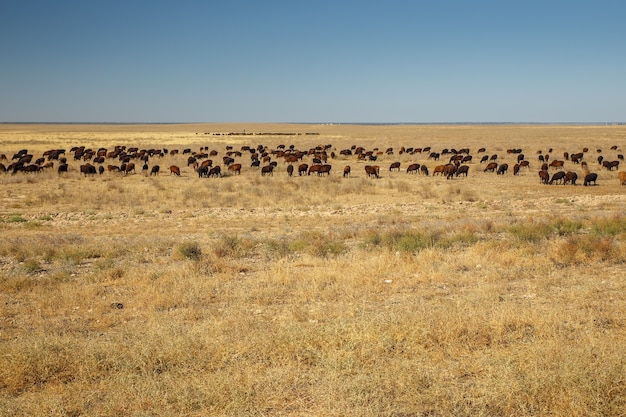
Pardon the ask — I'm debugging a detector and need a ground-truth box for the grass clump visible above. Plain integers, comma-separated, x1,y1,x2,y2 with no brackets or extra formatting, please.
212,234,257,258
362,227,478,253
174,241,203,261
7,214,28,223
290,231,348,258
590,216,626,237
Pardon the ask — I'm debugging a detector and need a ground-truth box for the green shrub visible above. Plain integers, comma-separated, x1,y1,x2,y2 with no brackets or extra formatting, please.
7,214,28,223
590,216,626,237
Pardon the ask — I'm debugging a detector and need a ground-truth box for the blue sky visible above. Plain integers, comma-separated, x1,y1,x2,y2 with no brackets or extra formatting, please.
1,1,624,123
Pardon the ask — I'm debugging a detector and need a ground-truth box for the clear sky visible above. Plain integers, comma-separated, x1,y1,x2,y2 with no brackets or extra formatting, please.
1,1,625,123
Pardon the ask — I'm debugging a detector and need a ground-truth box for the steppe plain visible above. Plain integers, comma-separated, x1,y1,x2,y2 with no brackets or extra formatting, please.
1,123,625,416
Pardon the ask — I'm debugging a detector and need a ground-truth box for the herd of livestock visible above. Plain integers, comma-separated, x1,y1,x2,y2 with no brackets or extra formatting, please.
1,142,626,186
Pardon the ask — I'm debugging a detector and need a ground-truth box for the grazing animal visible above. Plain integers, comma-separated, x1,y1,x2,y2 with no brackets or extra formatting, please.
584,172,598,186
150,165,160,176
549,160,565,169
365,165,379,178
455,165,469,177
484,162,498,173
539,170,549,184
198,165,209,177
317,164,332,176
308,165,321,176
297,163,308,176
549,171,566,184
124,162,135,175
496,163,509,175
443,164,457,179
389,162,401,172
208,166,222,177
170,165,181,176
228,163,242,175
433,165,446,176
563,171,578,185
618,171,626,185
406,163,420,174
57,163,68,175
420,165,429,176
80,163,96,176
287,164,294,177
261,165,274,176
343,165,351,177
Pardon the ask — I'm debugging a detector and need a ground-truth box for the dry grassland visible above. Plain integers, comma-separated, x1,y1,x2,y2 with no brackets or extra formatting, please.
1,123,625,416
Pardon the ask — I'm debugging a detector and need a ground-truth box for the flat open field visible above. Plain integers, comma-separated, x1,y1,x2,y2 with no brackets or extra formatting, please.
1,123,625,416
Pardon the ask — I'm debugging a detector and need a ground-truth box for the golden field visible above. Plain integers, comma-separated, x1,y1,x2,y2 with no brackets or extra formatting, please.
1,123,625,416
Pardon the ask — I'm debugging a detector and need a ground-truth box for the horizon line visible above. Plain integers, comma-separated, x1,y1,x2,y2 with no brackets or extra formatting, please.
1,121,624,126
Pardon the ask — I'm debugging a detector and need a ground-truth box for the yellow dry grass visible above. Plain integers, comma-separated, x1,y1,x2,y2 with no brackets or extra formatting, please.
1,123,625,416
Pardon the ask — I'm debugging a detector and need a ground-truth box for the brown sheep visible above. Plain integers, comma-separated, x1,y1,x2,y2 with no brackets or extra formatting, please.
538,170,549,184
124,162,136,175
549,160,565,169
389,161,401,172
261,165,274,176
318,164,332,176
563,171,578,185
228,163,242,175
455,165,469,177
208,166,222,177
549,171,566,184
442,164,457,179
484,162,498,173
343,165,351,177
618,171,626,185
406,163,420,174
433,165,446,176
298,163,308,176
170,165,181,176
365,165,379,178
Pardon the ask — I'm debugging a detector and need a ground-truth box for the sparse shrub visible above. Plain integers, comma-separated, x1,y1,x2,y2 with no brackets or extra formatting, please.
175,241,203,260
590,216,626,237
551,234,624,266
509,221,554,243
212,234,257,258
7,214,27,223
396,230,439,252
551,218,584,236
441,230,479,248
263,238,294,259
362,230,383,248
291,231,348,258
22,258,43,274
